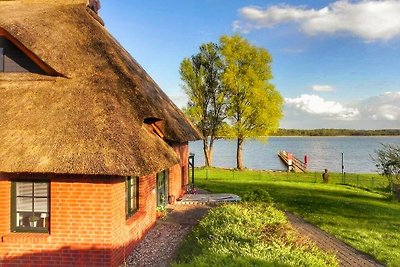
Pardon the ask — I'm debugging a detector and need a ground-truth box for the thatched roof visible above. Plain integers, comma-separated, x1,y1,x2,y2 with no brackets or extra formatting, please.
0,1,202,177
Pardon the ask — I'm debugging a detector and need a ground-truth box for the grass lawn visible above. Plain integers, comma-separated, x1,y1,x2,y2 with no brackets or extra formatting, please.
174,203,337,267
193,168,400,267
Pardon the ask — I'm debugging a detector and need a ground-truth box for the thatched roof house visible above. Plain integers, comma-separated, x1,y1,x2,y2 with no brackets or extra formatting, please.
0,0,201,177
0,1,201,266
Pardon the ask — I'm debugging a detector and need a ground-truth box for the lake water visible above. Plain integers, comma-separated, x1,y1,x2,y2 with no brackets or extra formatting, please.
189,136,400,173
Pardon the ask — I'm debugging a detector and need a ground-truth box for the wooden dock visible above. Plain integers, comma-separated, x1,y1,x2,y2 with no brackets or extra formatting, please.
277,151,307,173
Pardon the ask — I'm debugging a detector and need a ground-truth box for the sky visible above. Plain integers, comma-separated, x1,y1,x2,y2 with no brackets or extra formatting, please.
100,0,400,130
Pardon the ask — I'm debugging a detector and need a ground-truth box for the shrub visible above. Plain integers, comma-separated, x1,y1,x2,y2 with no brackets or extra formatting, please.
242,189,273,203
373,143,400,200
174,203,337,267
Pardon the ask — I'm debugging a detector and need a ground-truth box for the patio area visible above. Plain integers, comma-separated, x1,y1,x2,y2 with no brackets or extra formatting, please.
177,193,241,204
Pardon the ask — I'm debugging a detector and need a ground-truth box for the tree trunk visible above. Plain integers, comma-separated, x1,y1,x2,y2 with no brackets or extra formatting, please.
203,139,211,167
236,137,244,170
209,138,215,166
395,184,400,202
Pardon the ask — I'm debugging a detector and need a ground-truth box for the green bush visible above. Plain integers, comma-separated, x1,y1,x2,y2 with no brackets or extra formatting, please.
174,203,337,267
242,189,273,203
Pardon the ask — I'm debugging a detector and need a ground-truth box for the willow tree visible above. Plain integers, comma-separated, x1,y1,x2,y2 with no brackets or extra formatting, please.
180,43,226,166
220,35,283,170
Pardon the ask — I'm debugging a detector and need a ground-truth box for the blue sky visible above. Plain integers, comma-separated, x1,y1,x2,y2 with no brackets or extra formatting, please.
100,0,400,130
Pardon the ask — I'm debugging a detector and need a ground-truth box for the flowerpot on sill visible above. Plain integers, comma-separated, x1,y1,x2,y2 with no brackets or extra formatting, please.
157,211,166,219
30,221,37,227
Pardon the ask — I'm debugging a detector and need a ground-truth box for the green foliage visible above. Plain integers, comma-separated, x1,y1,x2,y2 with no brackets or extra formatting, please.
181,35,283,168
373,143,400,190
219,35,283,169
29,215,39,222
220,35,283,139
242,189,273,203
192,168,400,267
156,205,167,212
174,203,337,267
180,42,227,166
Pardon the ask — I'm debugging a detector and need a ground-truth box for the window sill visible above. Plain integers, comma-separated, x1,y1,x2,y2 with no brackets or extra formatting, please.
126,211,147,226
1,232,50,243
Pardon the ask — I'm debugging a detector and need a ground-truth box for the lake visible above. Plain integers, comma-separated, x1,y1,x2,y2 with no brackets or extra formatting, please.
189,136,400,173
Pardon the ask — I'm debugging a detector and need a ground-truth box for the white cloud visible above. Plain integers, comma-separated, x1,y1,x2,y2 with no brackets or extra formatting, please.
310,85,335,92
282,92,400,129
285,94,359,120
357,91,400,121
234,0,400,41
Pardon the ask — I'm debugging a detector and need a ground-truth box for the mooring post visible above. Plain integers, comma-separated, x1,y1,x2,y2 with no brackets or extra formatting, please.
341,153,344,184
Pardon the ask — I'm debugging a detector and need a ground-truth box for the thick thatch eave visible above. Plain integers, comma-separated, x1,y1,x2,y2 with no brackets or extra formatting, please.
0,2,201,177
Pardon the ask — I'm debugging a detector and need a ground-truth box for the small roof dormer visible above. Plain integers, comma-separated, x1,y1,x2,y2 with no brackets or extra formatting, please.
144,117,165,139
0,28,61,76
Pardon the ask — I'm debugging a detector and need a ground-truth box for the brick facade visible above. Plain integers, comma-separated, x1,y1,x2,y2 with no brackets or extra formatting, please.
0,142,189,267
168,142,189,203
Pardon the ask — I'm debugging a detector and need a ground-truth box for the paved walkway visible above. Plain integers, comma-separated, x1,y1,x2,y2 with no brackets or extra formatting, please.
286,212,384,267
122,193,385,267
121,204,213,267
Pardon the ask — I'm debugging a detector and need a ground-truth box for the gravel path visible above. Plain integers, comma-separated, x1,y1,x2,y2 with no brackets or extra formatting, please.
286,212,384,267
121,204,212,267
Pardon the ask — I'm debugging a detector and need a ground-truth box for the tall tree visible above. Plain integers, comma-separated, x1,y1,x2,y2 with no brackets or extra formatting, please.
180,43,226,166
220,35,283,169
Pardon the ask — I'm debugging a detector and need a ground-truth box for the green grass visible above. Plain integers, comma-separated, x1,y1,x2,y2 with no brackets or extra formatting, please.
197,168,390,194
193,168,400,267
174,202,337,267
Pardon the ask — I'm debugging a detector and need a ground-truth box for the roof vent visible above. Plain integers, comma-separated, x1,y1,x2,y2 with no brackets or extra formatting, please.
87,0,101,14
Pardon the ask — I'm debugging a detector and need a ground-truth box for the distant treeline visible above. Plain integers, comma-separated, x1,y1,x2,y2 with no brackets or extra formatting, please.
272,129,400,136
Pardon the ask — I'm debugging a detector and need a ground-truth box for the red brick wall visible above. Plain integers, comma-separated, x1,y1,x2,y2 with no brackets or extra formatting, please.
0,179,11,238
0,142,190,266
109,174,157,266
168,142,189,202
0,174,156,267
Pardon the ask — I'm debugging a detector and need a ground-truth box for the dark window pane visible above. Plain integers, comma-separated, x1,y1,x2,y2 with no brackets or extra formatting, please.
125,179,128,215
0,37,46,74
126,176,138,218
0,47,3,72
16,211,32,228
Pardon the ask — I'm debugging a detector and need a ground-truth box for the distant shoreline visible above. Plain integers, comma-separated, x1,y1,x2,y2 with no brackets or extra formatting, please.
268,135,400,138
213,129,400,138
271,128,400,137
213,135,400,139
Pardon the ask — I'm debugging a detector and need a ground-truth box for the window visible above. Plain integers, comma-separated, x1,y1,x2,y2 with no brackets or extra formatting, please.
0,47,4,72
0,35,52,75
11,181,50,233
125,176,139,218
156,170,168,207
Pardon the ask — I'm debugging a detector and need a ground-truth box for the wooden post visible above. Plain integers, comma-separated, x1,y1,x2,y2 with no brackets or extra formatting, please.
341,153,344,183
